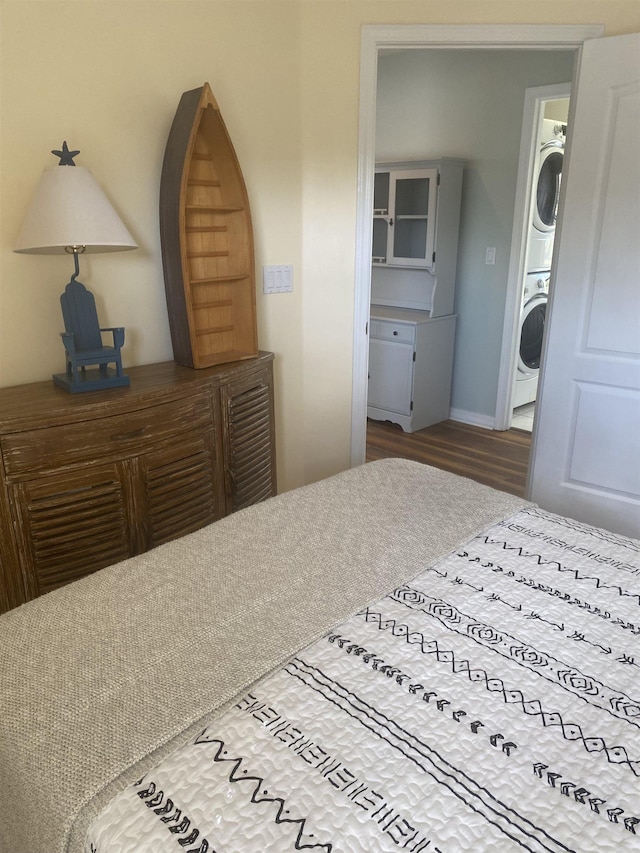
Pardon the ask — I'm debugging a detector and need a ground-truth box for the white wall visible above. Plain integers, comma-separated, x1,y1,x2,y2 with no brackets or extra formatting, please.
376,49,575,421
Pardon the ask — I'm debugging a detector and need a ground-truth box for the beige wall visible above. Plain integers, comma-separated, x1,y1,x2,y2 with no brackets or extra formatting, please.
1,2,638,492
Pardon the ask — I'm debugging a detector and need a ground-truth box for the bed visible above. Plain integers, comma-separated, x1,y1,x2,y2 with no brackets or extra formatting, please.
0,459,638,853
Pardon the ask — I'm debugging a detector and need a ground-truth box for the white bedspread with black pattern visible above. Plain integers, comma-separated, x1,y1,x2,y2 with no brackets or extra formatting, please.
87,506,640,853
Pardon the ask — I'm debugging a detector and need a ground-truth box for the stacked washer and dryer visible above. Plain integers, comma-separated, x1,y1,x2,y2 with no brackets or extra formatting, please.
513,118,566,410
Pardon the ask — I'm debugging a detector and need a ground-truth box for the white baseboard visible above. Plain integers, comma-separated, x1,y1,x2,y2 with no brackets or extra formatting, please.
449,408,496,430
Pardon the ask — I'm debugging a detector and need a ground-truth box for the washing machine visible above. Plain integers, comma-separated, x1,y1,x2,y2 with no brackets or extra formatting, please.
527,119,565,273
513,272,550,408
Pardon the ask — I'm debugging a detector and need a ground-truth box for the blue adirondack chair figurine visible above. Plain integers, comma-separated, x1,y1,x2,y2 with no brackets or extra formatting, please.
57,278,130,392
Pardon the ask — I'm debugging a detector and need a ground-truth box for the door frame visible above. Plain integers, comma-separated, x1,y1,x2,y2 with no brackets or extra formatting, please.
494,81,572,431
351,23,604,468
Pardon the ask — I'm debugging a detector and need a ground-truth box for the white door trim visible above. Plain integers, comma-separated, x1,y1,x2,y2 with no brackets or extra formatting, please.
351,23,604,467
494,82,572,431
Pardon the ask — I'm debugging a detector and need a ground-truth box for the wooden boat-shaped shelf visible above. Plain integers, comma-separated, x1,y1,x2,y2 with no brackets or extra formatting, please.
160,82,258,368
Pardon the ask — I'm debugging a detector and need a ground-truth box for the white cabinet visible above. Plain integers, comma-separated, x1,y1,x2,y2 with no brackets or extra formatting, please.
367,307,457,433
371,158,464,317
368,158,463,431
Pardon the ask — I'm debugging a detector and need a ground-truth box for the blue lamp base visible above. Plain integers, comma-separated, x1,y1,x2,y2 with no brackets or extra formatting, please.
53,368,130,394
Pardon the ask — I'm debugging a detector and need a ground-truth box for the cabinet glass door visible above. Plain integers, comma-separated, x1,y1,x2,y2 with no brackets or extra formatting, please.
372,172,390,264
372,167,438,269
388,170,438,267
393,177,429,261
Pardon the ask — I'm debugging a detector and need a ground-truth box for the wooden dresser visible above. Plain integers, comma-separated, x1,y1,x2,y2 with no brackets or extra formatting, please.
0,354,276,613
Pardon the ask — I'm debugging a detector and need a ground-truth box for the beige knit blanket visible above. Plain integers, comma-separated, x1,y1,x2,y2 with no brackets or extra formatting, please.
0,460,527,853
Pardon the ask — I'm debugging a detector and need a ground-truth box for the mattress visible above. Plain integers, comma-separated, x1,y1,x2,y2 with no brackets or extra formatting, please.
86,504,640,853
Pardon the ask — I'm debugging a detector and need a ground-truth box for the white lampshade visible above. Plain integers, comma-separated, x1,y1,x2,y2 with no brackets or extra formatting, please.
14,164,137,254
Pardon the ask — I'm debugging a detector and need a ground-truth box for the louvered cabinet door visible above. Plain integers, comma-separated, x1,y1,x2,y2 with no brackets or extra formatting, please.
220,364,276,512
10,464,132,599
0,489,22,611
140,430,222,548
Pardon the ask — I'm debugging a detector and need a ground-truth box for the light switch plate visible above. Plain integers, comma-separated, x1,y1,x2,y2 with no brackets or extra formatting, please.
263,264,293,293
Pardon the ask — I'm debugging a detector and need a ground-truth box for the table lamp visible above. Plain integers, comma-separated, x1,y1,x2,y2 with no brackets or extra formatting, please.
14,142,138,392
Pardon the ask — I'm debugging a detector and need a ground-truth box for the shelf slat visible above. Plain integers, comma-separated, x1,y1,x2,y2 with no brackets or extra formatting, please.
193,299,234,309
188,179,221,187
186,205,243,214
185,225,227,234
195,325,234,336
190,274,249,285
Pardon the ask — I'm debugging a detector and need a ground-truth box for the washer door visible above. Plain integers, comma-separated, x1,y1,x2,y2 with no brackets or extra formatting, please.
518,295,547,376
533,141,563,234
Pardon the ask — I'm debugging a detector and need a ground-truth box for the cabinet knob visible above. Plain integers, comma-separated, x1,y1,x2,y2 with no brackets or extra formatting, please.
393,330,398,336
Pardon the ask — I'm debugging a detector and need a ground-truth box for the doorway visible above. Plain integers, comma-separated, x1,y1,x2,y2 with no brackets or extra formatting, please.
509,86,571,434
350,24,603,481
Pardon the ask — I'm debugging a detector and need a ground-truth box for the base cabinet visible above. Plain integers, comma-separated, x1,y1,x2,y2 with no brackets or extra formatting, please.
368,308,456,433
0,355,276,612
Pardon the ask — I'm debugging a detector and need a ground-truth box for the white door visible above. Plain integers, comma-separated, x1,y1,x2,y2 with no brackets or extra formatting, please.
529,33,640,538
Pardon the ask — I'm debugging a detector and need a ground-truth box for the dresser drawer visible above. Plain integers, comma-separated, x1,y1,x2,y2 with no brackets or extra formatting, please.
370,319,415,344
1,391,214,478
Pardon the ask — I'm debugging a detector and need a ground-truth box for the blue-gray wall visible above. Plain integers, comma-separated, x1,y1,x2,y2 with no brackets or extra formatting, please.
376,49,575,422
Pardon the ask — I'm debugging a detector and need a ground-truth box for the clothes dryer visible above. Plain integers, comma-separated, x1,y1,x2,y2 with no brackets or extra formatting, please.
527,119,565,273
513,272,550,408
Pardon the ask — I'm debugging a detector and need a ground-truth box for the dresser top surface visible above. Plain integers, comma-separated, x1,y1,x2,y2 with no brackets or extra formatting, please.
0,353,273,432
370,305,459,325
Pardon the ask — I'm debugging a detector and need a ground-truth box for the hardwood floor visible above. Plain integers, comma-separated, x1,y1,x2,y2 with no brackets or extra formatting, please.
366,419,532,498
